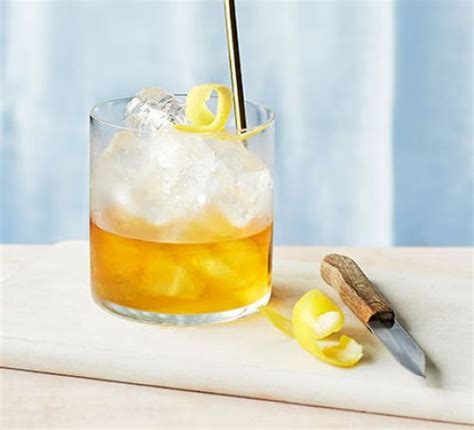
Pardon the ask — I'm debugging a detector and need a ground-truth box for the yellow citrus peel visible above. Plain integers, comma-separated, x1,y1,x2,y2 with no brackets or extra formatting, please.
174,83,271,140
175,84,232,133
261,290,363,367
260,307,294,337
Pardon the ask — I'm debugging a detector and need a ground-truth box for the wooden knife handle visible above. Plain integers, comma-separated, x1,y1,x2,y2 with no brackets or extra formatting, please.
320,254,395,325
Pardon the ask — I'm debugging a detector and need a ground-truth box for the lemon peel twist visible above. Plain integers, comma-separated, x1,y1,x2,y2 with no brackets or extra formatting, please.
261,290,363,367
175,84,232,133
174,83,271,140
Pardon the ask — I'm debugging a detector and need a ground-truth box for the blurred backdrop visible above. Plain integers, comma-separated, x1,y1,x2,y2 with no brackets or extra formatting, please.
1,0,472,245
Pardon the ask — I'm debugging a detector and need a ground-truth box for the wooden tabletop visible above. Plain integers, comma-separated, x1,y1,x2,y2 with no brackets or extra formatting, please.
1,243,472,429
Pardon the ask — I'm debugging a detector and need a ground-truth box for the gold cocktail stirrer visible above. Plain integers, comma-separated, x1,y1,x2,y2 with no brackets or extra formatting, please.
224,0,247,133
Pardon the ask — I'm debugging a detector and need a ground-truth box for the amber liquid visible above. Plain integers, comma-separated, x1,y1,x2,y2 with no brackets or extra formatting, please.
90,221,272,314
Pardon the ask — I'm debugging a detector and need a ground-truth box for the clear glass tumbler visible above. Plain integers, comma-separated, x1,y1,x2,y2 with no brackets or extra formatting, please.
89,95,275,325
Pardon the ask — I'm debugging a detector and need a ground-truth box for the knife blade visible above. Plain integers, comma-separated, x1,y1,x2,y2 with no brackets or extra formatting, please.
369,319,426,377
320,254,426,377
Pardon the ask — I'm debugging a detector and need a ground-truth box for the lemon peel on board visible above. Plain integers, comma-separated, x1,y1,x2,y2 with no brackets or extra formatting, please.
174,83,271,140
260,306,294,338
261,290,363,367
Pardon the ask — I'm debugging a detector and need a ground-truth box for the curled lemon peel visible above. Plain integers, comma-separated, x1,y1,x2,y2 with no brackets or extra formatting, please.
175,84,232,133
292,290,344,339
260,307,293,338
261,289,363,368
214,121,271,141
174,83,271,139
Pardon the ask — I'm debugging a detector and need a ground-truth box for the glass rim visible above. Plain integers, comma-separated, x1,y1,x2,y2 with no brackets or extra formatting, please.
90,94,276,136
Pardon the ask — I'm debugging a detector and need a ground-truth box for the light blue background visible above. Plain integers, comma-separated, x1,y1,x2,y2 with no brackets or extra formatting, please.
1,0,472,245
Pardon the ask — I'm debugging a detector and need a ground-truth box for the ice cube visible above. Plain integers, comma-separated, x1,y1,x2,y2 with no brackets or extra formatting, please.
125,87,186,131
142,255,205,300
91,130,217,238
190,238,265,290
207,140,273,229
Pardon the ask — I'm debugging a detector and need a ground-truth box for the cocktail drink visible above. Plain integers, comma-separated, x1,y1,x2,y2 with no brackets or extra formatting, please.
90,86,275,324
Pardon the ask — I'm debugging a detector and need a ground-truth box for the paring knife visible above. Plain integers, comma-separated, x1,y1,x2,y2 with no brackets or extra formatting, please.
320,254,426,377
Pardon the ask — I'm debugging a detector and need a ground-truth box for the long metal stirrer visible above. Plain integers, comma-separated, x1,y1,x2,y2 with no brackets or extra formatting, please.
224,0,247,133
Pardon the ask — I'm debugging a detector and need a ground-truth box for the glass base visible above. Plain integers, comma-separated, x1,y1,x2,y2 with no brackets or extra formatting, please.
94,290,271,326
